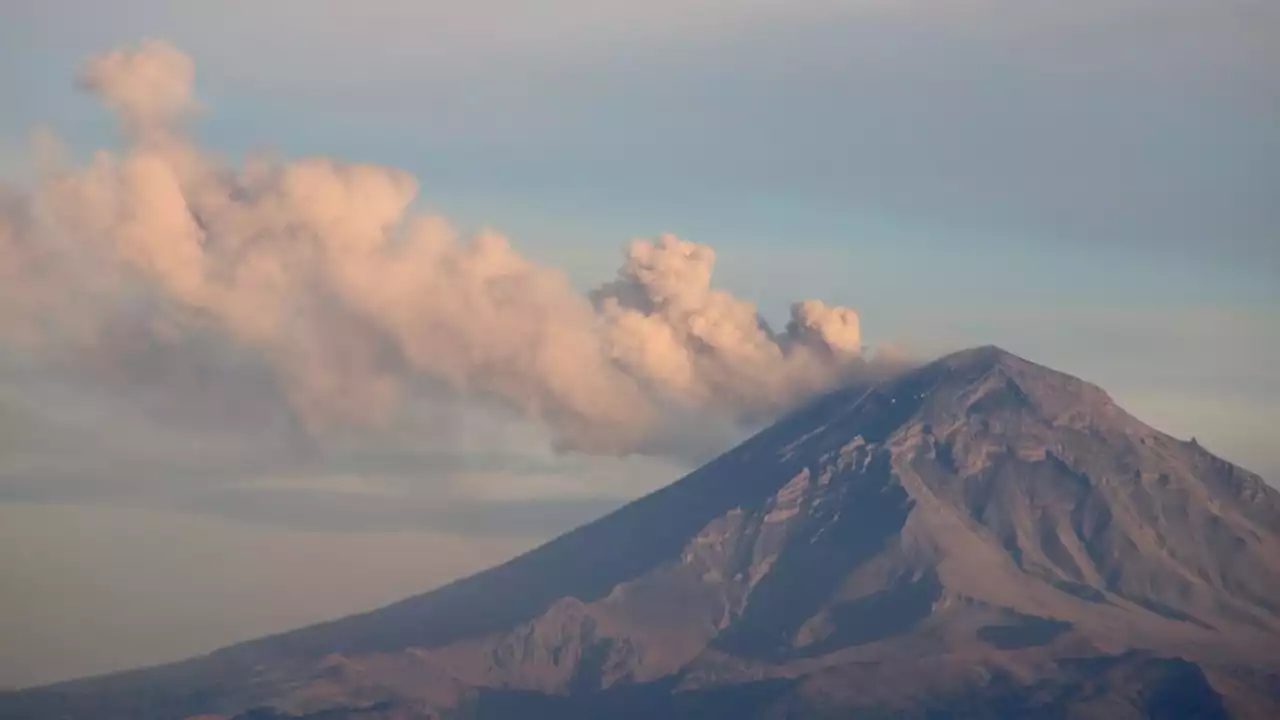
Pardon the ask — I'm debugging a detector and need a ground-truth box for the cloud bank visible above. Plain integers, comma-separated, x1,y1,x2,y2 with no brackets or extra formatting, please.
1,40,881,457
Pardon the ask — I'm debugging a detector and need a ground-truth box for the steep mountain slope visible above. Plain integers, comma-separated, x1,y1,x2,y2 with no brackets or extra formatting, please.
3,346,1278,719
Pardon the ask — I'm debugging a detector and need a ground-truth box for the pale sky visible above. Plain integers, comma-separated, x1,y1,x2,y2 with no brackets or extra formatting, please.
1,0,1277,689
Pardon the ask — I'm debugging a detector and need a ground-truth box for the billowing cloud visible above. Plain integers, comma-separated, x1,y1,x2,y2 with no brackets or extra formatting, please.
590,236,867,423
79,39,198,134
0,41,884,457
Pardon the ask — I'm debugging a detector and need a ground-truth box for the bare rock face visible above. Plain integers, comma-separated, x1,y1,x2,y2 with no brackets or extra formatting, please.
3,346,1278,719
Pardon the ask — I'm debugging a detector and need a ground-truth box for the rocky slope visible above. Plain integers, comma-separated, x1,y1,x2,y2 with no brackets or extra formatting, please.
3,346,1278,718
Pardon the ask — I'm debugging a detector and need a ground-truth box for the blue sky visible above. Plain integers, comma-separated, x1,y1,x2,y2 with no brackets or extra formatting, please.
1,0,1277,688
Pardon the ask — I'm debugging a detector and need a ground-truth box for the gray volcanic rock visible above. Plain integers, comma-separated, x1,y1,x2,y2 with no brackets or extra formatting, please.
3,346,1278,719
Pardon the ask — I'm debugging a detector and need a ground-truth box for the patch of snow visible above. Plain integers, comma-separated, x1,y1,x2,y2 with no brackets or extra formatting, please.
764,506,800,524
747,554,778,588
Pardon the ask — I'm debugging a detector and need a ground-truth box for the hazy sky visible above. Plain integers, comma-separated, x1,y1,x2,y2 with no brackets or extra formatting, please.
1,0,1278,689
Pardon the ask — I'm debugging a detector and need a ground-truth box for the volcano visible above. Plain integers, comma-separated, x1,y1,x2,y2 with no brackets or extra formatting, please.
3,346,1279,719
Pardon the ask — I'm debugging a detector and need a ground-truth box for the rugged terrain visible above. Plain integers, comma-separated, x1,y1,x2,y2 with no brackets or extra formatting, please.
3,346,1278,718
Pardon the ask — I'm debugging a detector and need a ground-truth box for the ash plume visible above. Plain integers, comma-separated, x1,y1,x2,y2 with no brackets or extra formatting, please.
0,41,886,457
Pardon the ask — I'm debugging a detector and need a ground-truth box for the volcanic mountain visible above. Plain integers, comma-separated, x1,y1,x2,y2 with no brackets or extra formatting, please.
3,346,1279,719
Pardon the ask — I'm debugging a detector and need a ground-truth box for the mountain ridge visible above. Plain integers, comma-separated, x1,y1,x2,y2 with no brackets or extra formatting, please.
3,345,1278,719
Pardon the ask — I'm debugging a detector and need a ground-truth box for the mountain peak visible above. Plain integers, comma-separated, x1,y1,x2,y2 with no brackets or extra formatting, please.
907,344,1121,432
933,344,1089,388
938,343,1021,367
